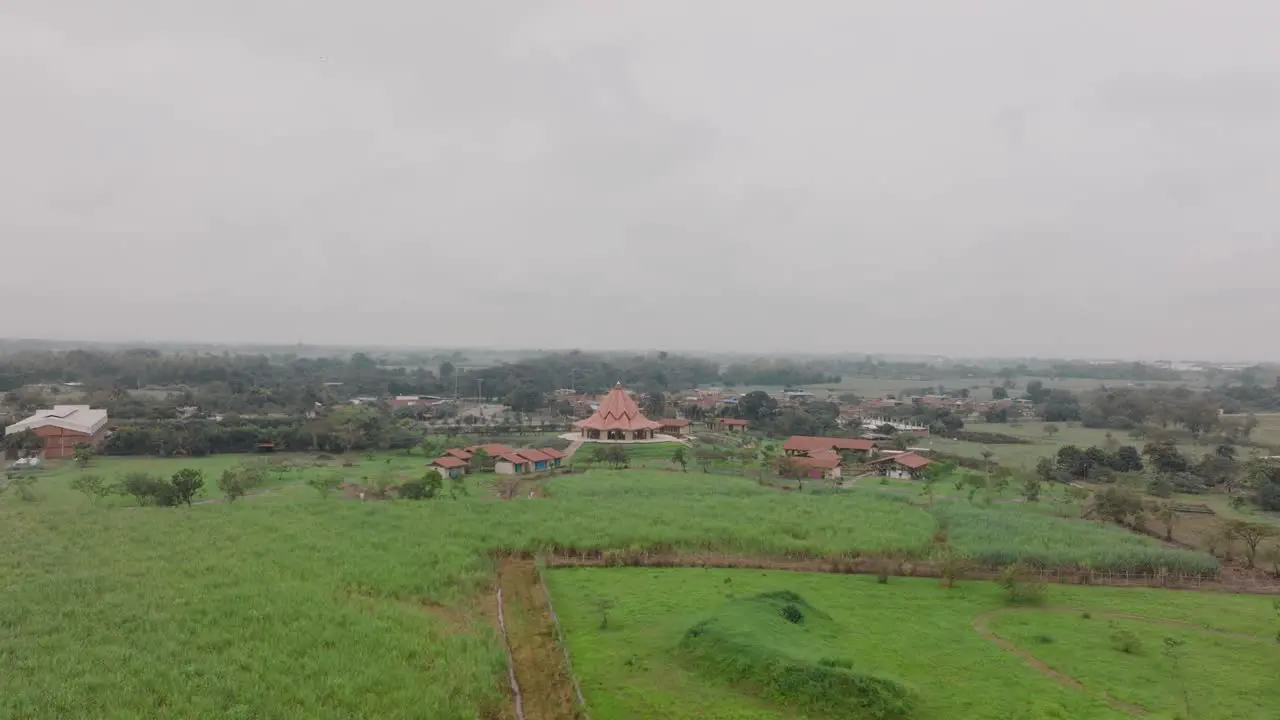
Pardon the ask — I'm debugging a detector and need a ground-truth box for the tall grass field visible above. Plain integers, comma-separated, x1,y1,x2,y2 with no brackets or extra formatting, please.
0,456,1227,718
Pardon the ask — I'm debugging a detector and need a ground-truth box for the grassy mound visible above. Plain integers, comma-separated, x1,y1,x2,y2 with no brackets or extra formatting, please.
677,590,914,719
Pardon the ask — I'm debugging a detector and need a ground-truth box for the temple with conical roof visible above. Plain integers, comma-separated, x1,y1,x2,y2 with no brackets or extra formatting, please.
573,383,662,441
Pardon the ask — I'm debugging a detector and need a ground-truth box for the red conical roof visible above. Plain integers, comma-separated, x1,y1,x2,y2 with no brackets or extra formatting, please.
573,383,662,431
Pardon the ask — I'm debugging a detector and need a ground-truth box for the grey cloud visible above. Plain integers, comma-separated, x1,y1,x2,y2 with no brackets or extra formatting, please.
3,1,1280,360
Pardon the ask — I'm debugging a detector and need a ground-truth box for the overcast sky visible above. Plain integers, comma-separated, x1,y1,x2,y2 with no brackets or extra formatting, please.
3,2,1279,360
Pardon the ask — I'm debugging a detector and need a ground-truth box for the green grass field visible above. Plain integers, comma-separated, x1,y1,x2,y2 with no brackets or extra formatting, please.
928,421,1219,471
0,458,1233,718
547,567,1280,720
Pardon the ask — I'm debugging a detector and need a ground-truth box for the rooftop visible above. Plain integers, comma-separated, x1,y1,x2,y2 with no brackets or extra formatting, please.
573,383,661,432
5,405,109,437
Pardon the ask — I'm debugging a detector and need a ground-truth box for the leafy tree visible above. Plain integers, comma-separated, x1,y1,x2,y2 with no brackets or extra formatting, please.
1089,486,1145,527
171,466,206,504
118,472,171,506
423,469,445,498
216,468,249,502
997,562,1047,605
589,445,609,467
671,445,688,472
1055,445,1095,481
73,445,94,468
919,473,938,506
1042,423,1060,438
70,473,111,505
604,445,629,469
1035,457,1056,484
1142,439,1190,475
991,387,1008,400
1020,473,1042,502
305,471,343,498
398,476,429,499
775,455,808,490
1225,520,1277,568
448,473,467,499
1152,501,1178,541
1111,445,1144,473
470,449,492,472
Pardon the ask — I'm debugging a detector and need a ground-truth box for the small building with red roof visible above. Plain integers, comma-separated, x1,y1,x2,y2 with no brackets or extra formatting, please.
494,447,568,474
429,456,469,479
867,452,933,479
792,449,843,481
783,436,878,457
655,417,691,437
572,383,662,442
716,418,749,432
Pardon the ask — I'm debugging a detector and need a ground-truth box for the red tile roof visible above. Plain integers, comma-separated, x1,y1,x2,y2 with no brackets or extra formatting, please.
497,452,530,464
782,436,877,453
572,383,662,432
795,453,841,470
431,456,468,469
718,418,749,426
538,447,567,459
466,443,514,456
515,448,553,463
869,452,932,470
444,448,473,460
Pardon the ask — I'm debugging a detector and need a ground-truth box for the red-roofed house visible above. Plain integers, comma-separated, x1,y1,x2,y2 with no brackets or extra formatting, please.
717,418,749,432
793,450,843,480
782,436,877,459
514,448,553,472
868,452,933,479
430,456,469,479
656,418,691,437
538,447,567,467
494,452,532,475
573,383,662,441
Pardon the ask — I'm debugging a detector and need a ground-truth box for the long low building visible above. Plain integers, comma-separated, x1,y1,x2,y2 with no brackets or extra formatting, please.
4,405,109,459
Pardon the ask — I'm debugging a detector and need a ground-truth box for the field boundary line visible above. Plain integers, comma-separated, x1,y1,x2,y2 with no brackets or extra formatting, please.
534,551,1280,595
495,587,525,720
534,562,591,719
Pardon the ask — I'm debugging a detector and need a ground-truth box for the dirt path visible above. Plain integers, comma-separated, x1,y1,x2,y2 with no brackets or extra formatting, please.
494,559,583,720
972,606,1272,717
971,609,1147,716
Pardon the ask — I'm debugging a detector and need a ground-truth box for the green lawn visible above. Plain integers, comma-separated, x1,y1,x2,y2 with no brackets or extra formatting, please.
930,422,1218,471
21,451,441,507
0,462,1227,718
546,567,1280,720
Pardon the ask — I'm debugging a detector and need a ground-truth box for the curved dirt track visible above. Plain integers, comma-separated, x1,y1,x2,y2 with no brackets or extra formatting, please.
971,606,1273,717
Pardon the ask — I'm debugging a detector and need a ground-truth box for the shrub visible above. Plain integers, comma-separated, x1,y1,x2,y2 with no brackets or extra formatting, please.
305,471,343,499
779,603,805,624
216,467,261,503
398,477,429,500
1110,627,1142,654
169,468,205,507
9,474,40,502
70,473,111,505
117,472,172,506
997,563,1047,605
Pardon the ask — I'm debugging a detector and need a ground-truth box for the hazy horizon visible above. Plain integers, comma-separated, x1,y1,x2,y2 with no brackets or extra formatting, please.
5,1,1280,361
